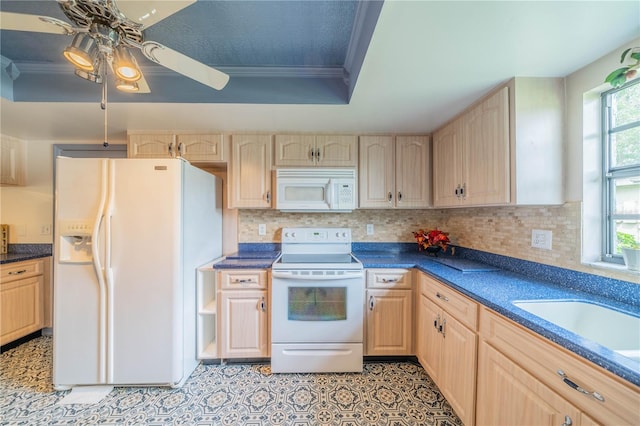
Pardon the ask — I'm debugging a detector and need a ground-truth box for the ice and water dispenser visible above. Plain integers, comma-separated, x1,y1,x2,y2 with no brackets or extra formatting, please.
58,220,94,263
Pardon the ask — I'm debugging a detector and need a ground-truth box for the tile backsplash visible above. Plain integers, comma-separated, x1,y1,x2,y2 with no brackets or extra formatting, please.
238,202,634,283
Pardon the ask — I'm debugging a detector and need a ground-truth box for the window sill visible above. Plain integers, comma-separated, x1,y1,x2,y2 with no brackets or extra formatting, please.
583,260,640,277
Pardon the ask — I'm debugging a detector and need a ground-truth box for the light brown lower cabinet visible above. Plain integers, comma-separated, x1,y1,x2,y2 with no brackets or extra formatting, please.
415,272,477,426
478,307,640,426
0,258,47,345
219,269,269,359
365,269,413,355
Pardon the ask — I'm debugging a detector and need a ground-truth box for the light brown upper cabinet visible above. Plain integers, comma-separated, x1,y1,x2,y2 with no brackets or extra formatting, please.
128,133,224,163
175,134,224,163
274,134,357,167
432,77,564,207
0,134,26,186
359,135,430,208
229,134,273,209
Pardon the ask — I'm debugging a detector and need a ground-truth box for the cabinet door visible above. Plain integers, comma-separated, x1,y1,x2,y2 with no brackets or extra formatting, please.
477,342,581,426
229,135,273,208
274,134,315,166
0,135,25,186
366,289,412,355
432,121,463,207
464,87,510,205
359,136,394,208
0,275,43,345
417,293,442,382
440,310,477,426
127,134,175,158
316,135,357,167
220,290,268,358
177,134,224,162
395,135,430,208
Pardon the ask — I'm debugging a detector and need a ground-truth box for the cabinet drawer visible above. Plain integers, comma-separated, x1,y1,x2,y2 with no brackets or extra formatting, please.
479,307,640,426
419,273,477,330
219,270,268,289
0,259,43,284
366,269,412,289
0,275,43,345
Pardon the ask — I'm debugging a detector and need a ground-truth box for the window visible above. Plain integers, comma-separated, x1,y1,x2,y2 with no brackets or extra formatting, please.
602,79,640,263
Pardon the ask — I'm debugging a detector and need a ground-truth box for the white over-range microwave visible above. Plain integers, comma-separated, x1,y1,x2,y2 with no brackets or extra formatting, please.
274,168,357,212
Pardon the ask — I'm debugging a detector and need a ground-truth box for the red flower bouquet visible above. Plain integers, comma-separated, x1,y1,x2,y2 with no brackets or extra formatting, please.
413,229,450,252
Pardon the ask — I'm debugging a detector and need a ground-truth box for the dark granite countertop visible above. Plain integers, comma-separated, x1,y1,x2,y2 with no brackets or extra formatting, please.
214,245,640,387
0,244,53,264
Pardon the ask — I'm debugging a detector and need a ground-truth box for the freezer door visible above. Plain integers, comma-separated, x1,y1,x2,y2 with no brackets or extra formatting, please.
108,159,183,385
54,158,108,387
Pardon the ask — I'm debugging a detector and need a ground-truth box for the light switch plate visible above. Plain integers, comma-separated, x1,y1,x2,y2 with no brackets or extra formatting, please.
531,229,552,250
258,224,266,236
366,224,374,235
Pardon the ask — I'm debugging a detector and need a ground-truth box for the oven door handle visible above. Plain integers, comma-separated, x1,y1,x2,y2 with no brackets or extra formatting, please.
272,271,364,280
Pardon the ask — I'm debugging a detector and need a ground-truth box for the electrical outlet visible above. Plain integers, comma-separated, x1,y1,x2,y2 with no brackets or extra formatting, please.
366,224,374,235
40,224,51,235
258,224,266,236
531,229,552,250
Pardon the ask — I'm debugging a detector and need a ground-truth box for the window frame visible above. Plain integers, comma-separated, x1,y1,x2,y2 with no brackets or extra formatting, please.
601,78,640,264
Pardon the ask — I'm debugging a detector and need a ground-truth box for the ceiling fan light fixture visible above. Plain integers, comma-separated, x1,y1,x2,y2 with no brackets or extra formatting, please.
115,78,139,92
113,46,141,82
74,67,103,84
63,33,97,71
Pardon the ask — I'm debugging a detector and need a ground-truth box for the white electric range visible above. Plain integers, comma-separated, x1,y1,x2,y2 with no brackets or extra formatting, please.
271,227,364,373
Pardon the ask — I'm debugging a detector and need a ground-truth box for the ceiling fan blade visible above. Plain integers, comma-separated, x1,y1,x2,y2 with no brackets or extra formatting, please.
136,72,151,94
0,11,75,35
141,41,229,90
116,0,195,29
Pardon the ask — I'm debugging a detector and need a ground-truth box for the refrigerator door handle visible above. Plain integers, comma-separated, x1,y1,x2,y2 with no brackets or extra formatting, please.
91,159,109,384
104,160,117,383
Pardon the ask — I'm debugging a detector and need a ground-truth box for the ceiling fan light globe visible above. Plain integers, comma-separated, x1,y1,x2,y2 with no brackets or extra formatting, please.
63,34,97,71
74,68,103,84
113,47,142,82
115,79,139,92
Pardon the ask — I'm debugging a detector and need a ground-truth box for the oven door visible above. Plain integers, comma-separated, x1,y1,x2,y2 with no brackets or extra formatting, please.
271,269,364,343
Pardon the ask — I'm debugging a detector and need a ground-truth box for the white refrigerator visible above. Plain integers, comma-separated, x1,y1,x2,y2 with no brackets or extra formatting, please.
53,157,221,389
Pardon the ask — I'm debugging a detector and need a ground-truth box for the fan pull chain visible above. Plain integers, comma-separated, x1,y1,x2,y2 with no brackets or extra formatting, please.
102,77,109,148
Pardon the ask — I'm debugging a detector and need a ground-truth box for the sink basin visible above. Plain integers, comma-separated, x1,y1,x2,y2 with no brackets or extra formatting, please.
513,300,640,362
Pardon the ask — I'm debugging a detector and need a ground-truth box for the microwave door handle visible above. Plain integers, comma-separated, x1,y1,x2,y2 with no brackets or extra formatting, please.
326,180,333,209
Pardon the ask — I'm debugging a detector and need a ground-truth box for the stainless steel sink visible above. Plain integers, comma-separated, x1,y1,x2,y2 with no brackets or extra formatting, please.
513,300,640,362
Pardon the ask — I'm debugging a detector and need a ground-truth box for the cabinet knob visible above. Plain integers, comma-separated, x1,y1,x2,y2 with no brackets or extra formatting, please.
369,296,375,311
397,191,402,201
562,415,573,426
387,192,393,202
266,191,271,203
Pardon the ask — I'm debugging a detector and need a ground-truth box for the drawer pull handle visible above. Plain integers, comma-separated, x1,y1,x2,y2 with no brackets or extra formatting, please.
234,279,256,284
381,278,397,283
557,370,605,402
436,292,449,302
8,269,28,275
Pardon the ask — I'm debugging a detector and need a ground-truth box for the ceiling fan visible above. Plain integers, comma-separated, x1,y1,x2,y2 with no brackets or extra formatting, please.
0,0,230,93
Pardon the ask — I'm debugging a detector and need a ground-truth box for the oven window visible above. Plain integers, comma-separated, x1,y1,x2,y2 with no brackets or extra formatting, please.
288,287,347,321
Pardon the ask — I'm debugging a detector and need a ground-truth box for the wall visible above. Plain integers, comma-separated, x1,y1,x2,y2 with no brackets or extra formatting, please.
240,202,632,283
0,138,124,243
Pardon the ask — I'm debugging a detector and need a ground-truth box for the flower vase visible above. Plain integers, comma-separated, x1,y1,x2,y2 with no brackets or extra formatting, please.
424,245,442,257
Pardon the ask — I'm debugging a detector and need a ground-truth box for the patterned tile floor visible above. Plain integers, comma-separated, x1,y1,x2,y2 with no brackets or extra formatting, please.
0,337,462,425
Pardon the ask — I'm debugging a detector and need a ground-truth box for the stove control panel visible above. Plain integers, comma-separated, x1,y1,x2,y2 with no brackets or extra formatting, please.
282,227,351,244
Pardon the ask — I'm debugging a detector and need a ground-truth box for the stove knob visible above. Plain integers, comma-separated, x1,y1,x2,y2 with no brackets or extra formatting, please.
342,232,348,238
335,232,341,238
291,232,296,238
